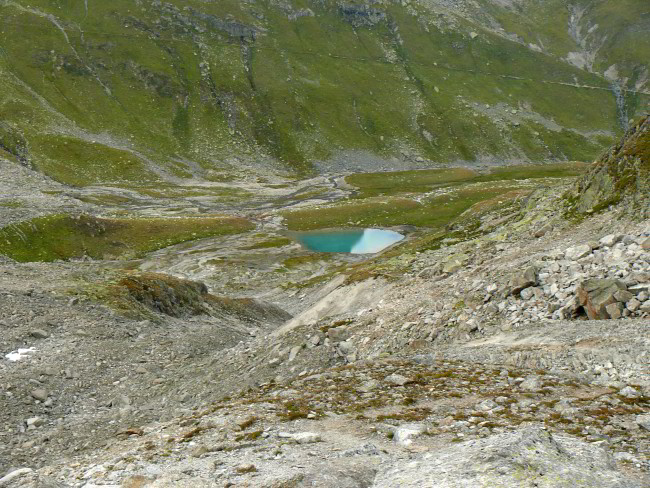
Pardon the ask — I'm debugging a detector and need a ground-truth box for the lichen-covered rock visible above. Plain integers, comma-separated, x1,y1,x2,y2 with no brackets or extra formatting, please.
442,253,469,273
571,115,650,217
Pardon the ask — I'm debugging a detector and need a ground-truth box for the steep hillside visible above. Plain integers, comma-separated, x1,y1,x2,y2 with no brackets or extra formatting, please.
0,0,647,183
570,114,649,216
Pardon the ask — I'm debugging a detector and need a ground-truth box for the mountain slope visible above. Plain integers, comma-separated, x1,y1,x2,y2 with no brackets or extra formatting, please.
570,114,649,215
0,0,648,183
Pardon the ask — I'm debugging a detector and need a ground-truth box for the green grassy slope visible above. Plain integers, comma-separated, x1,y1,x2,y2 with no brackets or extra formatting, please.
0,214,254,262
0,0,646,184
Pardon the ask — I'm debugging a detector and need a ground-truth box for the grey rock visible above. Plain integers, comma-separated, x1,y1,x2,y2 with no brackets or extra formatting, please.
31,388,48,402
30,328,49,339
519,375,541,391
358,379,379,393
613,290,634,302
626,298,641,312
565,244,592,260
636,414,650,431
476,399,498,411
641,237,650,250
619,386,640,398
510,266,537,296
288,345,302,361
384,373,411,386
600,234,623,247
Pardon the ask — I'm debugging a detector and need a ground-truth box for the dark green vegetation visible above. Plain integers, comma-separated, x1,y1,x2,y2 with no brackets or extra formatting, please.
0,214,254,262
0,0,647,184
346,163,588,198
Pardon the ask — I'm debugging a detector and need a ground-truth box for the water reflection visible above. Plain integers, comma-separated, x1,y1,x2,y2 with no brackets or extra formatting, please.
293,228,404,254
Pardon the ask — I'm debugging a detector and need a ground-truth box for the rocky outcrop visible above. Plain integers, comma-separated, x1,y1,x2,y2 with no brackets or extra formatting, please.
114,272,291,323
571,115,650,217
338,4,386,27
576,278,628,320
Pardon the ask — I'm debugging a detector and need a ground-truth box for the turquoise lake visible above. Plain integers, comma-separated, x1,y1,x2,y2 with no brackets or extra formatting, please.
293,229,404,254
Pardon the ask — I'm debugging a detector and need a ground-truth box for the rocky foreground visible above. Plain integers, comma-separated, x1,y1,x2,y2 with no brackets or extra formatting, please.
1,203,649,487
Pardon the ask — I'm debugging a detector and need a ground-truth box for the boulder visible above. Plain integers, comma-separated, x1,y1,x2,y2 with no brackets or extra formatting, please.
600,234,623,247
533,224,552,238
509,266,537,296
393,423,426,446
576,279,627,320
626,298,641,312
30,389,49,402
384,373,411,386
565,244,592,260
442,253,469,273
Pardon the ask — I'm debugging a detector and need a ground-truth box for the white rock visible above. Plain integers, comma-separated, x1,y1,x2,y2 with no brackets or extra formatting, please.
520,288,534,300
385,373,411,386
278,432,322,444
565,244,592,261
288,345,301,361
26,417,44,429
394,423,426,446
619,386,640,398
600,234,622,247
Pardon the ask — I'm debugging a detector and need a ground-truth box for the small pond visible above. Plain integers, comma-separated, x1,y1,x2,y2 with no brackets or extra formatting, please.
293,228,404,254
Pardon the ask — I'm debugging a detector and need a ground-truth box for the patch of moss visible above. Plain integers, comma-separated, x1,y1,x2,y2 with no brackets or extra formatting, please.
0,214,254,262
241,237,293,250
0,200,24,208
